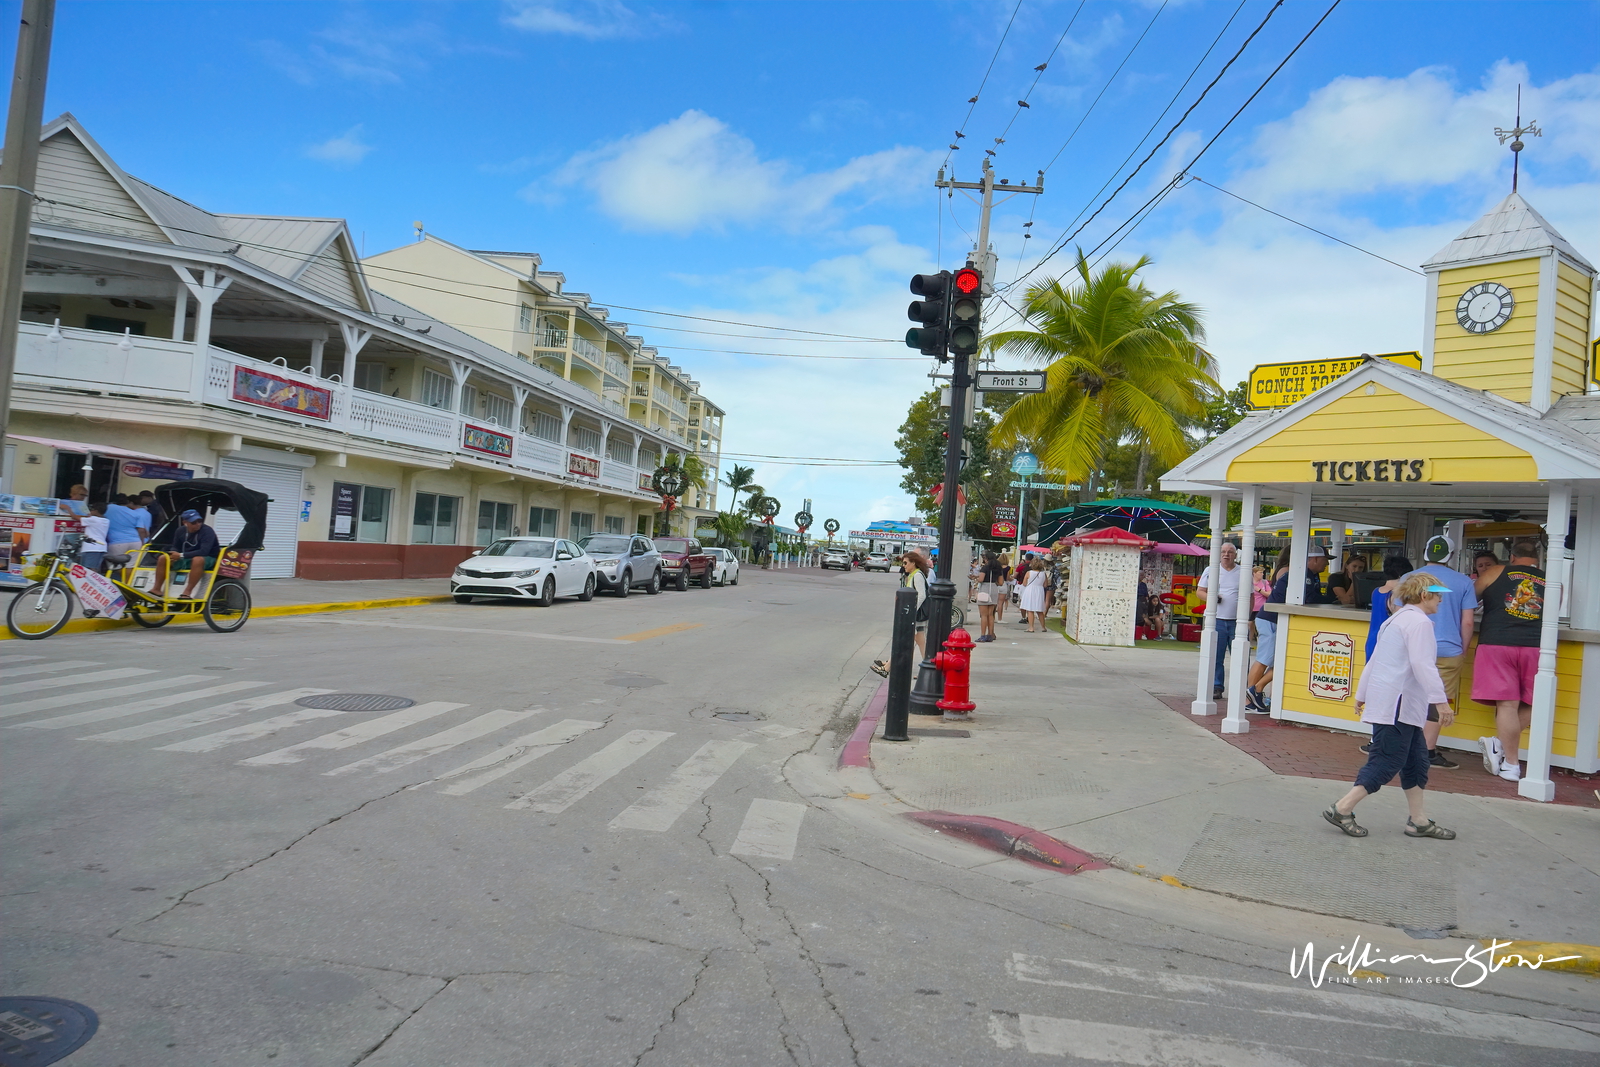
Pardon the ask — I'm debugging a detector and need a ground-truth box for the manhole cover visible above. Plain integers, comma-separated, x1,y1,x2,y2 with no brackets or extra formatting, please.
294,694,415,712
714,711,763,722
0,996,99,1065
605,675,665,688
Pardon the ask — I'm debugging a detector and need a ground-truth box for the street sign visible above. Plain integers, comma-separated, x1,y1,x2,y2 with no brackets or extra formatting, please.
976,371,1046,393
1246,351,1422,409
993,504,1018,523
1010,480,1066,490
1010,451,1040,476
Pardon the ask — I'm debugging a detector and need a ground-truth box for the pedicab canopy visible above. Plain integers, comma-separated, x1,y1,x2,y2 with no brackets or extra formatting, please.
154,479,269,552
1160,190,1600,803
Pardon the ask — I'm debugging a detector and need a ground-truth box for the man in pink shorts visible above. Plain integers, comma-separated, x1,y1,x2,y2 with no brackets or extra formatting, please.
1472,541,1545,782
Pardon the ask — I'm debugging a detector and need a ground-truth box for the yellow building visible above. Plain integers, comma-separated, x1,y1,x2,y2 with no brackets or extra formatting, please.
1163,192,1599,802
361,238,723,532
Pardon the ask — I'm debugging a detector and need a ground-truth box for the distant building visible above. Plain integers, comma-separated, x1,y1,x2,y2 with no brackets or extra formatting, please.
848,519,938,556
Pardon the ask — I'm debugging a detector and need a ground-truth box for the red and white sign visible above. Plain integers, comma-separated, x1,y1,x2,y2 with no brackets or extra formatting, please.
568,453,600,479
66,563,127,620
991,521,1018,538
1309,631,1354,701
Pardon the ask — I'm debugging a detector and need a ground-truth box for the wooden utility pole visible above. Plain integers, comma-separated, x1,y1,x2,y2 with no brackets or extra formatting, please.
0,0,55,475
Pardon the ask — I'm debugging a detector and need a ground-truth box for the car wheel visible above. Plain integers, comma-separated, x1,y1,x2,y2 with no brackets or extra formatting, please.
615,570,631,598
579,573,596,602
537,576,556,607
645,569,662,595
730,571,738,586
453,594,474,604
701,567,713,589
675,569,689,591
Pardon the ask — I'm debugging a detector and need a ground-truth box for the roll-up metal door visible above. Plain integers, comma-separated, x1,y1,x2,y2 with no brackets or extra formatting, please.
214,457,303,579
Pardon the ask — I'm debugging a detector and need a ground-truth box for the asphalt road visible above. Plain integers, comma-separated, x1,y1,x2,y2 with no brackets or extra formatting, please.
3,566,1597,1066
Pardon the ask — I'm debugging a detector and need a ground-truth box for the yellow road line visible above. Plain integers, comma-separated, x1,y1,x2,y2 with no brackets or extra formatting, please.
0,594,454,640
614,622,704,642
1483,940,1600,975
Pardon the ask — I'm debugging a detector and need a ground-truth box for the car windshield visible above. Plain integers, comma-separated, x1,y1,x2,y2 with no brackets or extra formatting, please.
481,540,554,558
655,539,690,554
580,535,631,554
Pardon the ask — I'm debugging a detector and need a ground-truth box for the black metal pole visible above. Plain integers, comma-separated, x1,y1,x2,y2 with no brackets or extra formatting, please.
883,587,917,741
909,347,968,716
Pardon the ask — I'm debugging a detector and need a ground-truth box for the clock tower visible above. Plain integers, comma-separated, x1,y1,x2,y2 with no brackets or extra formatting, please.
1421,191,1595,412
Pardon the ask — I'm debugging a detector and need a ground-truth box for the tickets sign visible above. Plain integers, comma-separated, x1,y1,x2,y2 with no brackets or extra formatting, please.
1308,631,1354,701
1247,351,1423,409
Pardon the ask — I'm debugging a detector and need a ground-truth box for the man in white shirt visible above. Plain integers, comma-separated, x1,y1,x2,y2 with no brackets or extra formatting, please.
1198,541,1242,700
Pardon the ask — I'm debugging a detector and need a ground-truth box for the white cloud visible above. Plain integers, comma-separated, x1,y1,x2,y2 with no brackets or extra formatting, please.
305,125,373,168
542,110,938,233
502,1,668,40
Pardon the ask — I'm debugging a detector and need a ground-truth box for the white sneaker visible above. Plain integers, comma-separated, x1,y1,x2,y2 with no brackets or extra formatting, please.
1477,736,1499,775
1498,763,1521,782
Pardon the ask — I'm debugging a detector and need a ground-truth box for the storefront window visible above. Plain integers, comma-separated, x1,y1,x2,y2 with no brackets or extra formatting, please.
477,500,513,546
569,510,595,540
528,506,559,538
357,486,392,542
412,492,459,544
604,515,625,534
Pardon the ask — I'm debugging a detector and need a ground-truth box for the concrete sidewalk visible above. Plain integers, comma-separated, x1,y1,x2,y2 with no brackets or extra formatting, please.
852,624,1600,951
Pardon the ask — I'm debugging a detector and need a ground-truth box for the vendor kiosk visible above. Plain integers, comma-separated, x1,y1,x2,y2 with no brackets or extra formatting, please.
1162,191,1599,802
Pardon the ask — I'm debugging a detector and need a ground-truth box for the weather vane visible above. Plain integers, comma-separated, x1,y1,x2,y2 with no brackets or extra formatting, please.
1493,84,1541,193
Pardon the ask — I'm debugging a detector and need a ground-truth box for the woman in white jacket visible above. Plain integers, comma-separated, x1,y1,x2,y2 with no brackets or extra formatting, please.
1323,572,1457,840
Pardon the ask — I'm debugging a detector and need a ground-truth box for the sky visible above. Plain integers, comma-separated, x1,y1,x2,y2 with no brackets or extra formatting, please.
12,0,1599,533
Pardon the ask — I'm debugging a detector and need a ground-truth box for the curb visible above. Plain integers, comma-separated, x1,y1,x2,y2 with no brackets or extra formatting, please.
838,679,888,769
1484,940,1600,976
903,811,1110,875
0,594,453,640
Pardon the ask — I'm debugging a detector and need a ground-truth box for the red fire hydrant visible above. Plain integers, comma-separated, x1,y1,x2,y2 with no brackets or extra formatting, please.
934,627,976,714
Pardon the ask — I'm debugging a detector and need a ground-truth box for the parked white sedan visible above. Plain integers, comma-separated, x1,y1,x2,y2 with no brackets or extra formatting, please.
452,537,596,606
706,546,740,586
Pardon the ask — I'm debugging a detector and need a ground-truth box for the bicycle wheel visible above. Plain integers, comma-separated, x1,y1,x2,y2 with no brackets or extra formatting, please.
202,580,251,633
6,581,74,639
950,603,966,629
129,608,174,628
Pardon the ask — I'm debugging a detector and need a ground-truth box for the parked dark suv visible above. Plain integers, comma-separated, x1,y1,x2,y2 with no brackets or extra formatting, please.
653,537,714,590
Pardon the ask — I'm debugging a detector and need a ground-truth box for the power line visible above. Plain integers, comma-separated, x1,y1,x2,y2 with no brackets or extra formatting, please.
1187,175,1424,276
943,0,1024,169
1014,0,1339,291
1039,0,1170,175
991,1,1087,148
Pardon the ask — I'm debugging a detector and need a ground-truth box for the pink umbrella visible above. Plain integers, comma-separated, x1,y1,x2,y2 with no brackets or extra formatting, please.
1151,542,1208,556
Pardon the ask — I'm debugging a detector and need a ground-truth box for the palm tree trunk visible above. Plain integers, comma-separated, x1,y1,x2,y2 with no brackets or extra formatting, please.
1134,448,1150,495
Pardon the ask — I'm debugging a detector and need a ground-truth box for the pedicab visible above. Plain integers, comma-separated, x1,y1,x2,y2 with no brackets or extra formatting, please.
5,478,267,640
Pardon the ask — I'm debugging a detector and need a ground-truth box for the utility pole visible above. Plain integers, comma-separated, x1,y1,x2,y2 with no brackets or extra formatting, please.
0,0,54,474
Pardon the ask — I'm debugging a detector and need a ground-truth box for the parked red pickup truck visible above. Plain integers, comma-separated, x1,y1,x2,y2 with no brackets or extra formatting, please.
653,537,715,590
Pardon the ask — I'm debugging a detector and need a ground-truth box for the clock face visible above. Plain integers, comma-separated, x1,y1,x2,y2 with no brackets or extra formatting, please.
1455,282,1514,333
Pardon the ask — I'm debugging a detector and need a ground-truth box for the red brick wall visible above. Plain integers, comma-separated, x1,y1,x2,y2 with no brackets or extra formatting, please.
294,541,475,581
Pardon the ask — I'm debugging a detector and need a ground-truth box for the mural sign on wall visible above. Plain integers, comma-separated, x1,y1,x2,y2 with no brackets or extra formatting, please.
231,366,333,420
462,424,515,459
568,453,601,479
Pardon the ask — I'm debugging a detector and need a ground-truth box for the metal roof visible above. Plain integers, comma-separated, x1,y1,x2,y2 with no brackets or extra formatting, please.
1422,192,1595,272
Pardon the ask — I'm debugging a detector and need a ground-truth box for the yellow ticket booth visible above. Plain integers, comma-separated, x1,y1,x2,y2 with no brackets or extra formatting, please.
1163,191,1599,802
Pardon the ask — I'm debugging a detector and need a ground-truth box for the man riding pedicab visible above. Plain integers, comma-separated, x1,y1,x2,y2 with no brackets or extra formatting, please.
152,508,220,601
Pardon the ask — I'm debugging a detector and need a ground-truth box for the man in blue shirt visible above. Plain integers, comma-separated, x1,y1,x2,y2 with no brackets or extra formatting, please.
1409,549,1478,771
154,509,220,600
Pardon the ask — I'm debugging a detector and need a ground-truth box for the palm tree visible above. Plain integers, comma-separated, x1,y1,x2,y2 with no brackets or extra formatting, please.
722,464,756,512
985,250,1217,490
739,486,766,518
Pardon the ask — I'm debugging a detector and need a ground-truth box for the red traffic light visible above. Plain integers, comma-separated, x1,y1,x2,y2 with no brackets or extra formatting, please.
953,267,981,294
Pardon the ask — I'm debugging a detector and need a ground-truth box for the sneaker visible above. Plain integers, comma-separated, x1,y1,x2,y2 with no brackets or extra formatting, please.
1359,741,1373,754
1477,736,1499,775
1429,750,1459,770
1212,687,1224,701
1498,763,1521,782
1245,686,1262,710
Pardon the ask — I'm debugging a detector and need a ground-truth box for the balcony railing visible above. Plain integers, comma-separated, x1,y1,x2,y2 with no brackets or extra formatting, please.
604,353,630,379
633,382,650,397
571,335,605,369
536,327,568,349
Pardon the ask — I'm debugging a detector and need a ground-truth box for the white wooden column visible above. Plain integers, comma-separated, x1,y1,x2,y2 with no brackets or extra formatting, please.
1520,481,1572,802
559,405,575,448
308,337,325,378
447,360,471,412
1191,491,1225,717
1570,490,1600,775
1329,522,1345,577
171,280,188,341
1274,489,1314,721
338,323,372,387
1224,486,1261,734
512,385,530,433
175,266,232,398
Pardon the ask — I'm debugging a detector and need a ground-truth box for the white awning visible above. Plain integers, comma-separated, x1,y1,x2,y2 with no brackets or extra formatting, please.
6,434,185,465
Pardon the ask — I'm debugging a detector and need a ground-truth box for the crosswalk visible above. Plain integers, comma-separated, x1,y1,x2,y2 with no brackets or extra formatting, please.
1,655,810,855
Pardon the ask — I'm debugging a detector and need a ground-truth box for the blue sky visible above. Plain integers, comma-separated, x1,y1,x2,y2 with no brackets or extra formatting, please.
15,0,1600,531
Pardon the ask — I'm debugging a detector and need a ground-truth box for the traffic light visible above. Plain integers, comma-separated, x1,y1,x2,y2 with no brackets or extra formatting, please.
906,271,951,359
948,265,982,358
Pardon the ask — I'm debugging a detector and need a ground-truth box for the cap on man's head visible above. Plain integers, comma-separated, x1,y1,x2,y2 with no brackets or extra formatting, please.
1307,547,1328,558
180,509,203,524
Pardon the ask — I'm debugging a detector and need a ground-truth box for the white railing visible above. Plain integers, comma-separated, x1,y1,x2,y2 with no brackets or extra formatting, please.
633,382,650,397
347,391,459,450
537,327,568,349
572,335,605,368
666,393,689,417
16,320,198,400
604,353,630,379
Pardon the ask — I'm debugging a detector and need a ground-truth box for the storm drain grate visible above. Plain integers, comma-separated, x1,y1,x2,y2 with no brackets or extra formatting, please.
294,694,416,712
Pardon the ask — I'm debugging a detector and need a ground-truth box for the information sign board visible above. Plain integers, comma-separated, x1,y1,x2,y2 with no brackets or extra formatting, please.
1246,352,1422,409
976,371,1046,393
1010,480,1066,490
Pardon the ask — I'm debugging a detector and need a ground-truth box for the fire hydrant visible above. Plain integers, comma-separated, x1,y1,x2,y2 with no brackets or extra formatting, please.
933,627,976,715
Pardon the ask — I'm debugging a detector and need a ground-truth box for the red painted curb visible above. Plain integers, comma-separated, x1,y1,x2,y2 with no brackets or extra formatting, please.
838,679,889,769
904,811,1109,875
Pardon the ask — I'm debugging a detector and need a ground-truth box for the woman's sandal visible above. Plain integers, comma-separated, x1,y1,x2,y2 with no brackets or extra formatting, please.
1322,805,1368,837
1405,818,1456,840
869,661,889,678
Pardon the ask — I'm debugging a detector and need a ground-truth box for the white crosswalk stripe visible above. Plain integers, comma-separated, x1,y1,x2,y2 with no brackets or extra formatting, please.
0,653,47,663
609,739,754,832
238,702,467,766
13,680,269,730
0,674,213,721
0,659,102,678
156,708,349,752
323,708,545,777
80,688,338,742
990,1015,1300,1066
506,729,672,812
0,667,156,697
729,799,807,861
420,719,605,796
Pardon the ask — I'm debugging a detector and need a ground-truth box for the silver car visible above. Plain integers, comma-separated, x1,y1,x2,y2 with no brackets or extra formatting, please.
578,533,662,597
452,537,596,606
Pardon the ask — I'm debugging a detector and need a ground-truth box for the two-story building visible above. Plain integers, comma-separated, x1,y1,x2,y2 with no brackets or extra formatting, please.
361,238,724,534
2,114,697,579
